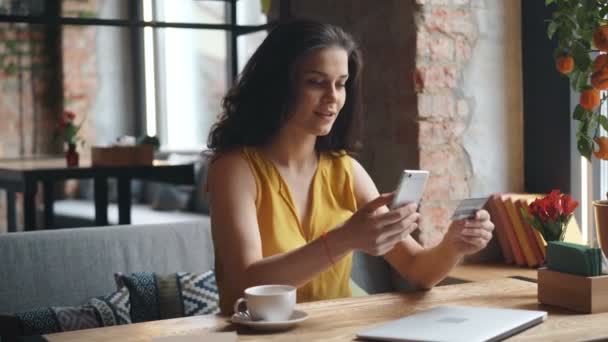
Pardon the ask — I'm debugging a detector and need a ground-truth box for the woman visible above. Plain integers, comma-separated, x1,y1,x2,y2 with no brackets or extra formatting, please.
206,19,494,314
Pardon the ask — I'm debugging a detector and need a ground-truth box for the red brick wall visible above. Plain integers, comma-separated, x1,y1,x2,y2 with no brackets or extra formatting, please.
0,24,59,158
415,0,476,246
0,23,62,232
0,0,99,232
288,1,479,246
289,0,420,195
62,0,98,154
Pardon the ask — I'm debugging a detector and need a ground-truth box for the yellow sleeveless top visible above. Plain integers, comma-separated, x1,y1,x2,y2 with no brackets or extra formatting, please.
216,147,358,313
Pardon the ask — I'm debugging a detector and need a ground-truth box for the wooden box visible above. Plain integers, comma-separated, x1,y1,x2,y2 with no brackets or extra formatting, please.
538,268,608,313
91,145,153,166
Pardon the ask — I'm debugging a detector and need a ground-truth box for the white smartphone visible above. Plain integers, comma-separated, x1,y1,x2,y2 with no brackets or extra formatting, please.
390,170,430,209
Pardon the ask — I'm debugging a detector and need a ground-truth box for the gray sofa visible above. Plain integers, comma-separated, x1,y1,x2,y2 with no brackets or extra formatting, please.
0,219,422,315
0,220,214,314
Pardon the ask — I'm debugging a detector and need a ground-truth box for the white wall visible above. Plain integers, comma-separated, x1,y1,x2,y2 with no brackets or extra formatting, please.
462,0,524,195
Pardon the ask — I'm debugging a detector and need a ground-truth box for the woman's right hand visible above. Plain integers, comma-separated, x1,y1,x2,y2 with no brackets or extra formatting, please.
338,193,420,256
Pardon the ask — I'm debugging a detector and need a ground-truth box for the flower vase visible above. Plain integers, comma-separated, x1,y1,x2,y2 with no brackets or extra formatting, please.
65,143,79,167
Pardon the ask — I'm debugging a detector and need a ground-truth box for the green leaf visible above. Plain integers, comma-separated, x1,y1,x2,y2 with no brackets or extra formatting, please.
578,135,593,159
577,117,595,159
581,28,594,43
578,70,591,90
573,104,588,120
5,63,17,75
576,6,586,23
601,5,608,18
548,21,559,39
600,115,608,132
5,40,17,52
546,0,555,5
572,42,592,71
62,124,77,143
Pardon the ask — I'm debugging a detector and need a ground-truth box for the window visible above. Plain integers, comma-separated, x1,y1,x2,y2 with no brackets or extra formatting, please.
144,0,268,151
0,0,277,154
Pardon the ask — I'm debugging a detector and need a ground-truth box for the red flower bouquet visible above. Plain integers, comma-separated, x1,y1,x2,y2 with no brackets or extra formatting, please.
521,190,579,242
55,110,85,145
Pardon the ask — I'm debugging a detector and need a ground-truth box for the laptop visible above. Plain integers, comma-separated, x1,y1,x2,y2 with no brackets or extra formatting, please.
356,305,547,342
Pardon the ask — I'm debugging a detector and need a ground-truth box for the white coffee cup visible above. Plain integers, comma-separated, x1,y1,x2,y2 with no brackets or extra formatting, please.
233,284,296,321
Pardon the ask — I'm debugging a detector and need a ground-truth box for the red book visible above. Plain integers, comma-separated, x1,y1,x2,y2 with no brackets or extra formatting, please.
494,194,526,266
486,195,514,264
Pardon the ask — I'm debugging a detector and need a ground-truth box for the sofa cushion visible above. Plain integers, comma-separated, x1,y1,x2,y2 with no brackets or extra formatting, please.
114,271,219,323
2,286,130,337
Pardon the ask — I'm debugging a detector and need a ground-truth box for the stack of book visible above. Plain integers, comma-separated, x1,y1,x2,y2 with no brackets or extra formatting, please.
485,193,583,268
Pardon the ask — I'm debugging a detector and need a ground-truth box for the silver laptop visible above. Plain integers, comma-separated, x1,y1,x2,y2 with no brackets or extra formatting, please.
356,305,547,342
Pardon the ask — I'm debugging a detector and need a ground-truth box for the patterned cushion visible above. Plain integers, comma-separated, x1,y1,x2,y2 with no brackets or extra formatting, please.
115,270,219,323
115,272,160,322
8,286,131,336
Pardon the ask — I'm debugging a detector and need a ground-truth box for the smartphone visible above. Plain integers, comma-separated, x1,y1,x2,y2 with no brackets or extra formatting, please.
390,170,429,209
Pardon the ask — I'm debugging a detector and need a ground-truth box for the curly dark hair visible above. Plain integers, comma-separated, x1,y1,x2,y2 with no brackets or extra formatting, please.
207,19,363,155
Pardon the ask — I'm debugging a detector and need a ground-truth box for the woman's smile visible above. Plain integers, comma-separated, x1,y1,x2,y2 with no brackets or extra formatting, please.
314,110,336,120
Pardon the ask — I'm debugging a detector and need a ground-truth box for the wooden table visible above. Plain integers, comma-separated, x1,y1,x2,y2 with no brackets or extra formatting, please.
0,157,195,231
45,278,608,341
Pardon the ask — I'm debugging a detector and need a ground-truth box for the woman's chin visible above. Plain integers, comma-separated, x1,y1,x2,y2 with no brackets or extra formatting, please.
314,127,333,137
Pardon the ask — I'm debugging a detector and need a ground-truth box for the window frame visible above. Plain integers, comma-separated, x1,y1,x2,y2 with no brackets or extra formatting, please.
0,0,285,140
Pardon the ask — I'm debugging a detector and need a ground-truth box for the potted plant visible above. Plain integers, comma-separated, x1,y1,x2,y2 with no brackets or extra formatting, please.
54,110,85,167
547,0,608,160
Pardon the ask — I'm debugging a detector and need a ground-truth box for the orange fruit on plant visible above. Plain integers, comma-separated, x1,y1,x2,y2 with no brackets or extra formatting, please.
580,89,601,110
594,54,608,71
592,68,608,90
594,137,608,160
556,56,574,74
595,25,608,52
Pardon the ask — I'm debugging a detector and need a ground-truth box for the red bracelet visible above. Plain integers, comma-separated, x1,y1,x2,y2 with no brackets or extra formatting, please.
321,231,336,265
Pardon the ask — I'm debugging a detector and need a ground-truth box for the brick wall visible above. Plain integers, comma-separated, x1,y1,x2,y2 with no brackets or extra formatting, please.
0,0,99,232
415,0,477,246
62,0,98,154
0,23,62,232
289,0,420,197
288,0,482,246
0,24,59,158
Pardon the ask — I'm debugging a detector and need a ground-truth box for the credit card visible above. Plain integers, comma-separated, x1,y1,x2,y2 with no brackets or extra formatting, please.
450,197,488,220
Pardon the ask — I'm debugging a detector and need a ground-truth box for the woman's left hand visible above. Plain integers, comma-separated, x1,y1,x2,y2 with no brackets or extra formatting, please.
444,209,494,256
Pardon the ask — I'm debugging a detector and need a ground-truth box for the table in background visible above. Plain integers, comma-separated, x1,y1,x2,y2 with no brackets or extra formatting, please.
46,277,608,341
0,157,195,231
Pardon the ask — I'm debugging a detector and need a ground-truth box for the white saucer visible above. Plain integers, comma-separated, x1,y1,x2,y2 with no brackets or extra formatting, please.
230,310,309,331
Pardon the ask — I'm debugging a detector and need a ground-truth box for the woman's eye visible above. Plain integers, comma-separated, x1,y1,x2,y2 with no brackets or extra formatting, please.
307,79,324,85
336,82,346,88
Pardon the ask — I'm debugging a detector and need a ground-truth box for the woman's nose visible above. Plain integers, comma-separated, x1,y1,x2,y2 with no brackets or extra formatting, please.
322,85,338,102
